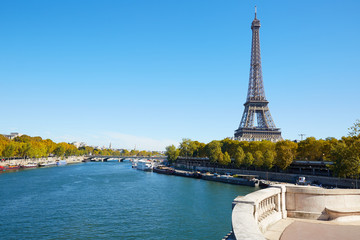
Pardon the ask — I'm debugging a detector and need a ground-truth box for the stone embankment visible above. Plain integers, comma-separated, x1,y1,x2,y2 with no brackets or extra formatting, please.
230,185,360,240
0,156,85,167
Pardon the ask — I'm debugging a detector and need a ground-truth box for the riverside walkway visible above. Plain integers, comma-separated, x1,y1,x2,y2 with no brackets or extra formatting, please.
265,218,360,240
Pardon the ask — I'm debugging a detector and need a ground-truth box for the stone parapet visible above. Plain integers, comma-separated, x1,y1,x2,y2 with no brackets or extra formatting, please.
231,185,360,239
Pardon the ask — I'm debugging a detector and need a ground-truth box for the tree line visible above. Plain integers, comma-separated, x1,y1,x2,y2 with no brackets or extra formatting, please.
0,135,161,159
166,120,360,178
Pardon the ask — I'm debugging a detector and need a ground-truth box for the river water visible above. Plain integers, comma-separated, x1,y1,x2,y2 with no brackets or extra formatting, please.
0,162,256,239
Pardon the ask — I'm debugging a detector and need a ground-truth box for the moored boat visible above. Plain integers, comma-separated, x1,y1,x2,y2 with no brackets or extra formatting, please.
136,160,153,171
153,166,175,175
132,159,138,168
39,161,57,167
21,163,38,168
56,160,67,166
5,165,20,170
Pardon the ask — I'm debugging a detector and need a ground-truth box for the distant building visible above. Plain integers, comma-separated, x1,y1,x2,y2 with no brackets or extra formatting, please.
2,132,23,140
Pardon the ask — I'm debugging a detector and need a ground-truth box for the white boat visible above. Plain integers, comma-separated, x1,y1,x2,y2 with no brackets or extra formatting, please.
21,163,38,168
136,160,153,171
39,161,57,167
132,159,138,168
56,160,67,166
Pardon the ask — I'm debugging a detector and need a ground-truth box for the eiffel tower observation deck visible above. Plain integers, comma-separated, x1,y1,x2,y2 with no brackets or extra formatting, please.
234,7,283,142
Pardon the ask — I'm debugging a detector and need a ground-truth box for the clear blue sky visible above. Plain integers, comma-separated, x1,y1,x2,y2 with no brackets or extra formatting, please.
1,0,359,150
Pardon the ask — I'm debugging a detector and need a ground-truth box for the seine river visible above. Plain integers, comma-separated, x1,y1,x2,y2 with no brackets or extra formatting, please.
0,162,256,239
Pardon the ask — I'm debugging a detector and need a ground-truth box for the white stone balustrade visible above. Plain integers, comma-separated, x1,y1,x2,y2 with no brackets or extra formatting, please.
231,185,360,240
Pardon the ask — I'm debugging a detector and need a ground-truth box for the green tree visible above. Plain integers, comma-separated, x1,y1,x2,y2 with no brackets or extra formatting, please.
248,141,260,155
220,152,231,166
243,152,254,168
234,146,245,167
221,138,240,158
179,138,196,157
206,140,223,164
54,143,67,157
263,149,275,170
331,137,360,178
192,141,206,157
253,150,264,168
165,145,180,163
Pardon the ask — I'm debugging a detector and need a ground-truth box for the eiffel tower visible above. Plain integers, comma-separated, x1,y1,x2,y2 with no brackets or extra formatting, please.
234,7,282,142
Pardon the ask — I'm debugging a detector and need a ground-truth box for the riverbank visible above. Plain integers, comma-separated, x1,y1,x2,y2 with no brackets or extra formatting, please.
173,163,359,189
0,156,85,168
152,166,261,187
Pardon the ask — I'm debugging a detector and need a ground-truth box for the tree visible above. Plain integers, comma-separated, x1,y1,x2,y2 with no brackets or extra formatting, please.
248,141,260,155
0,135,10,157
234,146,245,167
179,138,197,157
13,135,32,143
3,143,16,158
243,152,254,168
165,145,180,163
54,143,67,157
121,149,130,156
331,137,360,178
220,152,231,166
297,137,323,161
221,138,240,158
275,140,298,170
348,119,360,137
191,141,206,157
258,140,275,153
206,141,223,164
263,149,275,170
253,151,264,168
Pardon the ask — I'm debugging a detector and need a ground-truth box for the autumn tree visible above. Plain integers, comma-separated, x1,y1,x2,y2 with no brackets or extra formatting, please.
2,143,16,158
297,137,323,161
0,135,10,157
275,140,298,170
54,143,67,157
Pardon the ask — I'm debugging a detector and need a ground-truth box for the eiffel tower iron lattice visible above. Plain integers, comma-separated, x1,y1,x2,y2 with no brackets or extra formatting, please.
234,8,282,142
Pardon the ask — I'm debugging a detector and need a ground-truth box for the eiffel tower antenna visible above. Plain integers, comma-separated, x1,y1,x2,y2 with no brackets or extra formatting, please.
234,8,283,142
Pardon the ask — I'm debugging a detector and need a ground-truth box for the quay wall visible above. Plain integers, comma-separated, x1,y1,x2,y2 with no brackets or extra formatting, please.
0,156,85,166
175,163,359,189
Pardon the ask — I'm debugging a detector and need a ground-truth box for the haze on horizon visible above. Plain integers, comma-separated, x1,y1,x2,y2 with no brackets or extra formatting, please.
1,0,359,151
